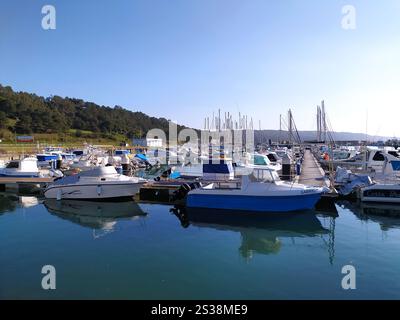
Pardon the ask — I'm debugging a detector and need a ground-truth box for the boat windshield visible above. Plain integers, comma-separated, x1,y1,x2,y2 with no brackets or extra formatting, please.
251,168,280,182
6,161,19,169
388,151,400,158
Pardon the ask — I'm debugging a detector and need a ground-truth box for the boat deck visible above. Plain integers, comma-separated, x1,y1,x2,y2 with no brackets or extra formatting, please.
299,150,330,188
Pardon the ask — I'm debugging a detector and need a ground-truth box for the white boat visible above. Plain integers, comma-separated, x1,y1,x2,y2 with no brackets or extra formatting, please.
341,151,400,202
234,153,282,176
360,183,400,203
44,166,146,200
187,168,327,212
0,157,40,177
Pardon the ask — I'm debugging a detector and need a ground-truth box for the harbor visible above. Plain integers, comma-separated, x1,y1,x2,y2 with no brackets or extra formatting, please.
2,0,400,305
1,89,400,302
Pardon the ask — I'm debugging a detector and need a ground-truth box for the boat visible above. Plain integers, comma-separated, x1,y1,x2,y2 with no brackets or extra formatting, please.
187,167,327,212
171,157,235,180
360,183,400,203
44,166,146,200
339,151,400,203
234,153,282,176
0,157,40,177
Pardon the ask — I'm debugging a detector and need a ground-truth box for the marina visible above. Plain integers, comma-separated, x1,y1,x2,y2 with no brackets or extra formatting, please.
2,0,400,305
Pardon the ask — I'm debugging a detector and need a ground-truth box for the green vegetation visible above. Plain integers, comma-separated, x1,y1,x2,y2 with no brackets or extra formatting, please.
0,84,186,143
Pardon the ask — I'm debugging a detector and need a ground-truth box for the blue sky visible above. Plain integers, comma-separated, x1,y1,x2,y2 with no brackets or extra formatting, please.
1,0,400,137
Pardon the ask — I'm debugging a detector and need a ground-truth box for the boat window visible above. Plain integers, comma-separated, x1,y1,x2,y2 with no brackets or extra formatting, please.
253,155,268,165
6,161,19,169
266,154,276,162
251,169,278,182
372,151,385,161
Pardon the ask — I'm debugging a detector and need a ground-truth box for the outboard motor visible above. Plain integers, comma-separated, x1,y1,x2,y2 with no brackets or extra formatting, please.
121,154,130,175
171,182,202,202
56,154,63,169
49,169,64,178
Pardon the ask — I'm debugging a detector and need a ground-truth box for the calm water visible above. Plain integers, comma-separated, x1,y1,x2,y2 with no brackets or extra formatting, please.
1,193,400,299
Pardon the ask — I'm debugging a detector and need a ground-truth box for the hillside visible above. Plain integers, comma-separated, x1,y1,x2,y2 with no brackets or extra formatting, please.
0,84,186,142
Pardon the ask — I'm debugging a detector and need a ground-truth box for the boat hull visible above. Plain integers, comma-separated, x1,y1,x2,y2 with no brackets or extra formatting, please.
44,182,143,200
186,192,322,212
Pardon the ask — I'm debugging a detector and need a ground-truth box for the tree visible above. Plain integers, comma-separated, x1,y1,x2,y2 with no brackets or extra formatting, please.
0,111,6,129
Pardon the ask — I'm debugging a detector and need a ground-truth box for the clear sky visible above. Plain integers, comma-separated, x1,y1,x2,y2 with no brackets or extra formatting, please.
1,0,399,137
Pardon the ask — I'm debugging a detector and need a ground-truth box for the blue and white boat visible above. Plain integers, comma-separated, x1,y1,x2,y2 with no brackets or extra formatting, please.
0,157,40,178
187,168,327,212
115,150,131,156
36,153,58,163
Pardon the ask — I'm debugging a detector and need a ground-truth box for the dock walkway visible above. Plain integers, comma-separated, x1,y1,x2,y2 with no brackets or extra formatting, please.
299,150,329,187
0,177,54,193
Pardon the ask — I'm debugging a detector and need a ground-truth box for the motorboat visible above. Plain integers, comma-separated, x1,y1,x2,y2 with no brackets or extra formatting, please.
171,157,235,180
0,157,40,177
44,166,146,200
360,183,400,203
336,151,400,202
235,153,282,176
187,167,327,212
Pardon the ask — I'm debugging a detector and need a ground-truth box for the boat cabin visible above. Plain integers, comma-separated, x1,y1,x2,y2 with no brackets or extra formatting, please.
0,157,39,177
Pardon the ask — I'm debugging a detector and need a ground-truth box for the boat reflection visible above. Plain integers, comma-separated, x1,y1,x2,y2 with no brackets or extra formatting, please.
171,206,333,260
339,200,400,231
44,199,148,232
0,193,40,214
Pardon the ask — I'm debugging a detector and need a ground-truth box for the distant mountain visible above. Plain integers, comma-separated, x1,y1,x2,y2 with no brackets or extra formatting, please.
254,130,390,144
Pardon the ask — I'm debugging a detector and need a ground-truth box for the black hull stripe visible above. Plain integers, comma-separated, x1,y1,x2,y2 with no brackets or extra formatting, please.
45,183,144,192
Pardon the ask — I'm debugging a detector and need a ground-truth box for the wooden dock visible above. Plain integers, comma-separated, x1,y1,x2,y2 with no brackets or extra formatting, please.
0,177,54,184
298,150,330,188
0,177,54,193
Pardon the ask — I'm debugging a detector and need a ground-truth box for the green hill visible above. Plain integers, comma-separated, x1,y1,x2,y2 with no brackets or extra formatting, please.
0,84,186,143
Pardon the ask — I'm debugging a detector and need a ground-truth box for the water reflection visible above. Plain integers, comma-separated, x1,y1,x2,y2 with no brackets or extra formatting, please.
0,193,40,214
171,206,334,260
339,200,400,231
44,200,148,234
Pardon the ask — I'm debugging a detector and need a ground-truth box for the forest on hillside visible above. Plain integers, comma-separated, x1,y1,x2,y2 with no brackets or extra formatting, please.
0,84,185,140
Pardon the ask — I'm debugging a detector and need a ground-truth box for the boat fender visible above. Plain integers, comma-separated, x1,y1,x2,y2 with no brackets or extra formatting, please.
97,185,102,196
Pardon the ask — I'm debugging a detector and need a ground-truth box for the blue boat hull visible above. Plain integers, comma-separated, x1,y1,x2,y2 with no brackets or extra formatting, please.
186,193,322,212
